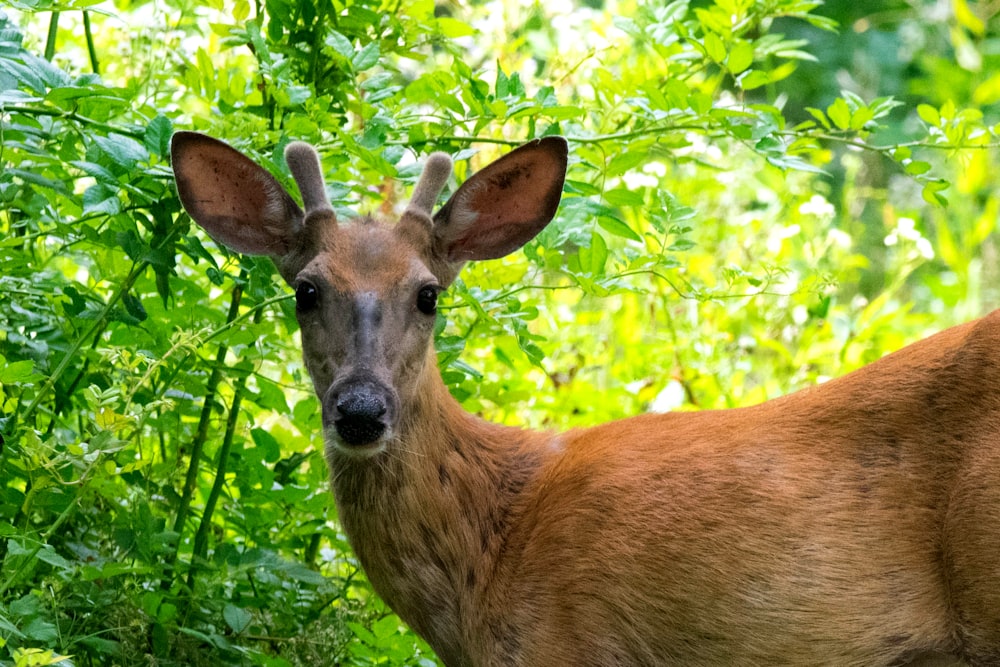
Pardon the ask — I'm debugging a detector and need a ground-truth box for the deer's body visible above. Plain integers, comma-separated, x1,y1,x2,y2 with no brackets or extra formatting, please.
334,288,1000,667
171,132,1000,666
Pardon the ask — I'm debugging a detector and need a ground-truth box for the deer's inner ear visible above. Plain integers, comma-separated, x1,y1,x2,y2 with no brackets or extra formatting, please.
171,131,303,257
433,137,568,263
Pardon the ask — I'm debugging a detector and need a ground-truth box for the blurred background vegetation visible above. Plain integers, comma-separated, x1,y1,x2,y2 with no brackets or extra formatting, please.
1,0,999,664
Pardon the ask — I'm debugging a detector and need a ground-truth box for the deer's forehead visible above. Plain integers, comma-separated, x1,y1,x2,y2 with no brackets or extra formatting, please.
304,221,431,293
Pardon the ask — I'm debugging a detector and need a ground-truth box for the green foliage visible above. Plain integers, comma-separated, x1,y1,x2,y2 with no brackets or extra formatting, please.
2,0,1000,664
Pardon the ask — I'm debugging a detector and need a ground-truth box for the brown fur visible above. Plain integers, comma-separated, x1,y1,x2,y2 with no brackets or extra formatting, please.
171,132,998,666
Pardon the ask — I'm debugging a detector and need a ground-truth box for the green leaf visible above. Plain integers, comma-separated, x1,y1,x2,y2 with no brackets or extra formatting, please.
954,0,985,36
0,89,42,104
360,72,394,91
849,106,875,131
703,32,726,63
565,179,602,196
826,98,851,130
372,615,401,640
122,292,147,322
249,375,289,412
495,65,510,98
892,145,912,161
921,179,949,206
117,229,147,261
869,96,904,119
23,618,59,643
5,168,69,194
223,604,252,634
727,39,754,74
36,545,73,571
0,57,47,94
773,49,817,62
83,184,122,215
581,231,608,275
178,627,234,651
94,133,149,170
517,338,545,366
348,622,378,645
597,215,641,241
765,153,827,175
917,104,941,126
437,17,475,37
145,115,173,156
603,188,645,207
71,160,118,183
805,107,831,129
325,31,354,60
0,359,35,383
739,70,771,90
352,41,380,71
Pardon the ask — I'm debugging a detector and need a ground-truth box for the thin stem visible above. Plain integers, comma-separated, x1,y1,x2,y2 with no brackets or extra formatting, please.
197,292,291,347
45,12,59,61
83,11,100,74
170,284,243,537
1,106,145,140
161,278,245,591
186,385,244,586
779,130,1000,153
304,533,321,568
187,310,263,587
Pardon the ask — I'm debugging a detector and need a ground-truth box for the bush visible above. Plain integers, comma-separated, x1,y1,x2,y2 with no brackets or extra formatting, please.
2,0,998,664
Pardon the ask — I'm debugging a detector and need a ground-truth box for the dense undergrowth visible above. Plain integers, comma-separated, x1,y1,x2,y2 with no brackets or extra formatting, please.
2,0,999,664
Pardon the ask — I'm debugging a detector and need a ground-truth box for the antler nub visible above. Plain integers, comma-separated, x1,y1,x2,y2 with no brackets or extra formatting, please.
285,142,332,215
406,153,453,218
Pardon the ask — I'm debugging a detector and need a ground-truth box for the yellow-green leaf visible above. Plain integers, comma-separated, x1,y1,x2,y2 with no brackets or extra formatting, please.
954,0,985,36
921,179,949,206
704,32,726,63
727,40,754,74
849,106,874,131
916,104,940,126
827,98,851,130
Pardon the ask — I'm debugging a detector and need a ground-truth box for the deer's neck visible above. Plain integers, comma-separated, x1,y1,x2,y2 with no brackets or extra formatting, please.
328,355,542,665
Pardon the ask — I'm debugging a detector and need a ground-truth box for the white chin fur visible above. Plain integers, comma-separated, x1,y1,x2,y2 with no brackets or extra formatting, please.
323,428,390,459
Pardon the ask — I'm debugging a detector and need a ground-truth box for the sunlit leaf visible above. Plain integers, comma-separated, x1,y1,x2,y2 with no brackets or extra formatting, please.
145,115,173,157
703,32,726,63
352,41,380,71
727,39,754,74
0,359,34,383
827,98,851,130
921,179,949,206
93,133,149,169
917,104,941,126
325,30,354,59
597,215,641,241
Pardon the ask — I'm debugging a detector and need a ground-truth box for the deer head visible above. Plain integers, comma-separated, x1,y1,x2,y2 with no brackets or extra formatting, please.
171,133,568,458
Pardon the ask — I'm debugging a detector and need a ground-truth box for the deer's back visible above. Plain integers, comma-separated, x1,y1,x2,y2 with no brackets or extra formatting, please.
486,311,1000,665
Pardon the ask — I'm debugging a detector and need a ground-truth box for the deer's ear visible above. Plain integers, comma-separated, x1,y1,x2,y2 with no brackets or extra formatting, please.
171,131,303,257
433,137,567,263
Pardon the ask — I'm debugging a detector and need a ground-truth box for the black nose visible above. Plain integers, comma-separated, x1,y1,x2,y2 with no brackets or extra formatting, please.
333,384,388,446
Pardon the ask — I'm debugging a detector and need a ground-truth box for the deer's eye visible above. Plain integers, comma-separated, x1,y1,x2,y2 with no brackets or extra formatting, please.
416,285,439,316
295,281,319,311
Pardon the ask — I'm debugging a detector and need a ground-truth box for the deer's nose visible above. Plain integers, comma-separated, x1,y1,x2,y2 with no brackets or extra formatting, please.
331,382,390,447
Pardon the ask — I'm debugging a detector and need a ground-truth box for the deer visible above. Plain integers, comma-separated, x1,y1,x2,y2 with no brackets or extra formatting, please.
170,131,1000,667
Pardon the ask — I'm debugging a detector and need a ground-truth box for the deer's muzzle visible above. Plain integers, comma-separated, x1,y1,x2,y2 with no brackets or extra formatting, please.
323,376,397,450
